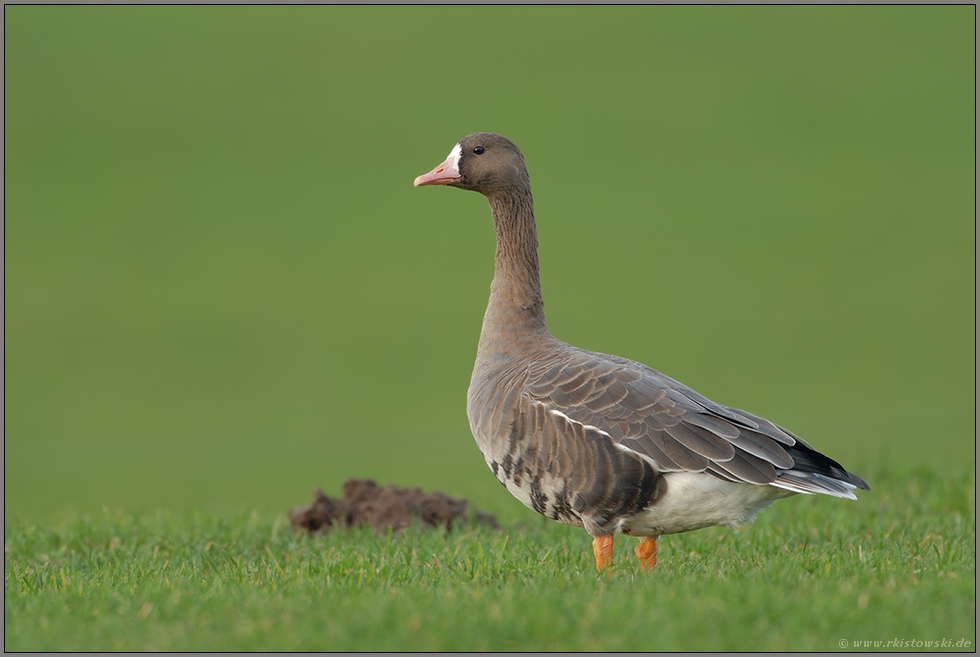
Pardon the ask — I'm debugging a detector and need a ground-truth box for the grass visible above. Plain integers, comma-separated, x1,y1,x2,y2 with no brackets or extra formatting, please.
5,465,974,652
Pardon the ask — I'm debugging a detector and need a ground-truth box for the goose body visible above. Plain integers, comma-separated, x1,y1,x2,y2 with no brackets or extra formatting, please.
414,133,868,571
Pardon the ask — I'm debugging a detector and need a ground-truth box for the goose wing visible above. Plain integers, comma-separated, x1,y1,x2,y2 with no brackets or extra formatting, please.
523,348,869,498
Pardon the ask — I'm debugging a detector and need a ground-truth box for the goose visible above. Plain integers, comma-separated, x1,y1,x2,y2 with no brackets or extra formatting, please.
414,133,869,572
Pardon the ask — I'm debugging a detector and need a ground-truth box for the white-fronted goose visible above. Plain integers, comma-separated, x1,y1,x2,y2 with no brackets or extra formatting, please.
414,133,869,572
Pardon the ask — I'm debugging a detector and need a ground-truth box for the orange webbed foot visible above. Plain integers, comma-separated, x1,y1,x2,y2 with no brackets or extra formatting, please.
592,535,614,573
634,537,658,571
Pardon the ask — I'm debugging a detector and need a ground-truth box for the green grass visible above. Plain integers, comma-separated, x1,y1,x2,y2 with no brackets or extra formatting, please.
5,465,974,652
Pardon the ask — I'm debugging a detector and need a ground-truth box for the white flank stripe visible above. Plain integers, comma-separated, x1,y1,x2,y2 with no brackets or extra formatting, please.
614,442,663,471
548,408,612,439
549,408,572,423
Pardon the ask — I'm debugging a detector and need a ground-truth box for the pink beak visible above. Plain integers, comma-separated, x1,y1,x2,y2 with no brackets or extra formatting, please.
414,155,461,187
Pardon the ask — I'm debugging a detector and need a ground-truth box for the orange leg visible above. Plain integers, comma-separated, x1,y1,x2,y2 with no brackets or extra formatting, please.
634,536,658,571
592,535,614,572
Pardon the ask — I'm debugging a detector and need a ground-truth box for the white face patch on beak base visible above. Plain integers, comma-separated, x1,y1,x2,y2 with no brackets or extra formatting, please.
413,142,465,187
448,142,463,175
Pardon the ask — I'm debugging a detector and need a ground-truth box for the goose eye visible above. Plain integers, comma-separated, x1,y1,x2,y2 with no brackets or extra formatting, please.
473,146,485,155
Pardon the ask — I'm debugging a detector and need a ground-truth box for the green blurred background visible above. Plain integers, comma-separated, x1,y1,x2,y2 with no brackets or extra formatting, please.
5,6,974,521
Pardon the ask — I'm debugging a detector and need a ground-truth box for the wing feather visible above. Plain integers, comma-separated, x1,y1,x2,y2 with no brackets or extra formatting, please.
664,421,736,461
711,450,778,485
521,346,866,494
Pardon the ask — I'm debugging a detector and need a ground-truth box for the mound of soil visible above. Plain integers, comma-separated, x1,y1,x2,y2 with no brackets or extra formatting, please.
289,478,499,534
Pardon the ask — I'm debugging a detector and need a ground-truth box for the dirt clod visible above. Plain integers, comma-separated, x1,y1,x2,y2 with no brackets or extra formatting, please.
289,479,499,534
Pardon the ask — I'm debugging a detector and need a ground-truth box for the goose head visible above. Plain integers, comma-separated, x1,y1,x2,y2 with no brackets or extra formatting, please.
414,133,529,197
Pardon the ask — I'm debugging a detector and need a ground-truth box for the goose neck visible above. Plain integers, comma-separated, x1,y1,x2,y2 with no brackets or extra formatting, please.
483,189,548,336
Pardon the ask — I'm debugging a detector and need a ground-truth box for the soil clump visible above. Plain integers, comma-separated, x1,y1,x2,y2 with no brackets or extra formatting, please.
289,478,499,534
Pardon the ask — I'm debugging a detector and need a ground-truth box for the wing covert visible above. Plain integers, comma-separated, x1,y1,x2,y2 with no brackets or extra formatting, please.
522,348,804,486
